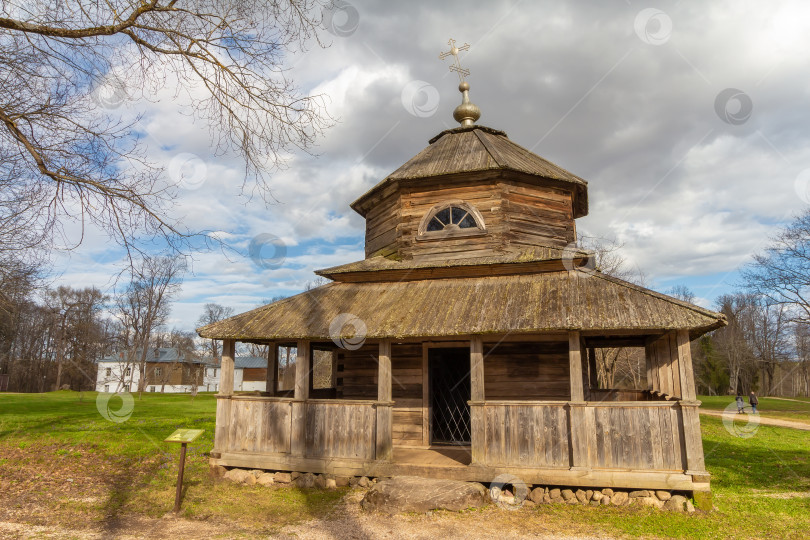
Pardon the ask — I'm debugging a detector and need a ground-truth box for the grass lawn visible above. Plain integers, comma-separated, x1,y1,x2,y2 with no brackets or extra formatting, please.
1,391,809,539
0,391,344,537
698,395,810,424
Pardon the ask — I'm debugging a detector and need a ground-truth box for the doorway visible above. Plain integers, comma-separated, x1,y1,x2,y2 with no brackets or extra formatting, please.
428,347,471,445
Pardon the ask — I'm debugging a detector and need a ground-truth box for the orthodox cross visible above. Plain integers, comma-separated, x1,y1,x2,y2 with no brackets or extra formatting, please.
439,38,471,82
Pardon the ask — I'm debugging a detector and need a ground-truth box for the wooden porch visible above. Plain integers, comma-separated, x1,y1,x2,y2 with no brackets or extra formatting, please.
210,329,709,492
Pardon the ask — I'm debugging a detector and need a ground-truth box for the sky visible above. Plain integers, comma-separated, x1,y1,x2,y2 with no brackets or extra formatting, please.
50,0,810,332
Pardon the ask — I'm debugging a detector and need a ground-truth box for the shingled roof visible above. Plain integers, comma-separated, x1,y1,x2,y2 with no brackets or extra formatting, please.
351,125,588,218
197,269,726,342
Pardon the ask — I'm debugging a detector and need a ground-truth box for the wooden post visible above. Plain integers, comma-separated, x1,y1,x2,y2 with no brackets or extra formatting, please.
376,340,393,461
219,339,235,396
290,340,310,456
580,337,590,400
173,443,187,513
587,346,598,391
568,332,584,402
676,330,696,400
266,343,277,395
675,329,707,478
568,331,591,470
470,336,485,465
213,339,235,455
644,341,655,392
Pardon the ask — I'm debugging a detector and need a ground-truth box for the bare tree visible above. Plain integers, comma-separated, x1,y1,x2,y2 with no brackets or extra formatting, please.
0,0,330,257
713,294,758,394
196,303,233,359
742,298,791,396
744,209,810,324
114,254,184,395
579,233,646,286
579,234,646,388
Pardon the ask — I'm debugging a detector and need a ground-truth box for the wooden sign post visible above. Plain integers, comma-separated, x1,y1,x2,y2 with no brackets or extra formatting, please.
164,428,204,513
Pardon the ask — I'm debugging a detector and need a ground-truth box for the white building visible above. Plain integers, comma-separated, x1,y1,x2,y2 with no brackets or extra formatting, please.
202,356,267,392
95,348,206,393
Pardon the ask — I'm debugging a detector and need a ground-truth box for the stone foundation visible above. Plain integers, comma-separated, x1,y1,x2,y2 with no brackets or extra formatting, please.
214,465,701,513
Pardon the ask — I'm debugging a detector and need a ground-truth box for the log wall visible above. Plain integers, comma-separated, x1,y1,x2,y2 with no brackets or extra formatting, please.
483,341,570,400
391,343,424,446
362,174,576,263
337,343,425,446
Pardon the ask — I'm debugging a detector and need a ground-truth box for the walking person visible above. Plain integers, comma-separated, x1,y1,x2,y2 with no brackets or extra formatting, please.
736,393,745,413
749,391,759,414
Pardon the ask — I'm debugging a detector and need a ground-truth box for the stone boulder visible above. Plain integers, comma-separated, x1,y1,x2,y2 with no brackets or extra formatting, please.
257,473,275,487
361,476,488,514
223,469,250,484
663,494,689,512
274,472,291,484
295,472,316,488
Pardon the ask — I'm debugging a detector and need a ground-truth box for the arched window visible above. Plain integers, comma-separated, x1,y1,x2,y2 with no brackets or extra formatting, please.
418,201,486,236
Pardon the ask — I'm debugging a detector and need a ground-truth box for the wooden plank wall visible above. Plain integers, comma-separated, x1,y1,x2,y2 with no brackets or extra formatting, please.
591,404,684,471
399,180,504,262
646,333,682,398
364,176,576,262
304,402,376,460
336,344,379,399
391,343,424,446
224,399,292,454
482,403,569,467
500,181,574,248
483,341,570,400
364,183,401,258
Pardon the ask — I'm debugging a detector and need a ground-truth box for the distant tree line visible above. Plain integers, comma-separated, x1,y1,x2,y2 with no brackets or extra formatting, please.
598,211,810,397
0,253,191,393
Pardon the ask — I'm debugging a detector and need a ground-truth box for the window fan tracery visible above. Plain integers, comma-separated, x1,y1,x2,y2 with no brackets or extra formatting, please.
419,201,486,236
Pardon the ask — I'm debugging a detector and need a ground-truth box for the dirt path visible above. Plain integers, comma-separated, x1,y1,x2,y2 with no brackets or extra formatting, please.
0,494,613,540
699,409,810,430
766,396,810,405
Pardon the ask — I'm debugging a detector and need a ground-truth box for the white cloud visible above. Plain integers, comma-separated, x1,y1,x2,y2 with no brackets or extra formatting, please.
43,0,810,331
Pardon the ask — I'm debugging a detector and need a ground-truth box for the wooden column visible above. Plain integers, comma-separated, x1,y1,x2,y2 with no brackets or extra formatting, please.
213,339,235,455
568,331,591,470
470,336,485,465
676,330,696,400
266,343,277,395
644,341,656,391
675,329,707,478
568,332,584,401
587,346,598,390
376,340,393,461
290,340,310,457
219,339,235,396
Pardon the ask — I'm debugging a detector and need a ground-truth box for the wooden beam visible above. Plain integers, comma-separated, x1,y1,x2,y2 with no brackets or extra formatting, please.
376,340,393,461
568,331,588,470
676,330,697,401
422,343,430,446
568,332,584,402
587,346,598,390
212,452,699,491
290,340,310,456
470,336,485,465
294,340,310,401
266,343,277,396
219,339,235,396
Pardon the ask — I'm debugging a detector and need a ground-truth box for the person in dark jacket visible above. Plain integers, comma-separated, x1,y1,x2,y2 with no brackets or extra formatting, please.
736,393,745,413
749,391,759,413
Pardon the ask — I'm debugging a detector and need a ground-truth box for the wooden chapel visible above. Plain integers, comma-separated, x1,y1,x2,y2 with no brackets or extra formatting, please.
199,61,726,495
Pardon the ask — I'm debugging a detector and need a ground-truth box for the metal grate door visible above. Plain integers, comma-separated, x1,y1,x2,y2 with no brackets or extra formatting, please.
429,348,471,445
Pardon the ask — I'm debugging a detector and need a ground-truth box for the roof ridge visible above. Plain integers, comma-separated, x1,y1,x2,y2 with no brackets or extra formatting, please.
585,270,725,321
472,128,506,168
